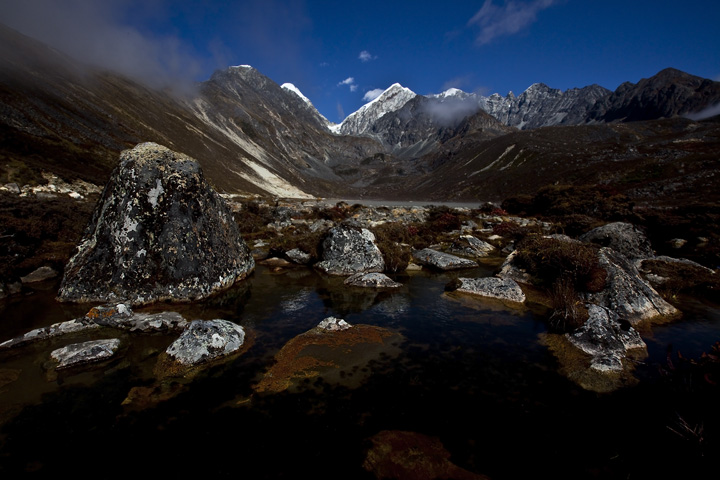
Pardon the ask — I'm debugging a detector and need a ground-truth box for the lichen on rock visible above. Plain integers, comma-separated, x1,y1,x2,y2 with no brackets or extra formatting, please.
57,142,254,305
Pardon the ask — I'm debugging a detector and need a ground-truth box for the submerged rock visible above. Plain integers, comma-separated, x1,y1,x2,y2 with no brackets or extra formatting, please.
254,317,402,394
57,142,254,305
165,319,246,366
412,248,478,271
315,224,385,275
447,276,526,304
344,272,403,288
50,338,122,369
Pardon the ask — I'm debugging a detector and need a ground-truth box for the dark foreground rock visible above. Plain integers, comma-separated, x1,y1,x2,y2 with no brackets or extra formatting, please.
447,277,526,304
57,142,254,305
363,430,490,480
412,248,479,270
315,224,385,275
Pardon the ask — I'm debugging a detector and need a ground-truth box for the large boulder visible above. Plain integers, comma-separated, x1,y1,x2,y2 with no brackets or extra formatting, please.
579,222,654,262
584,247,678,325
315,224,385,275
57,143,254,305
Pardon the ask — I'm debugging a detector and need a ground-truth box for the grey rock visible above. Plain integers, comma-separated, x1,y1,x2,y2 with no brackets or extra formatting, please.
286,248,312,265
566,305,646,372
20,266,58,283
412,248,478,271
166,319,245,366
57,143,254,305
448,277,526,303
0,318,101,350
315,224,384,275
448,235,495,258
317,317,352,331
51,339,122,369
344,272,402,288
584,248,678,325
579,222,654,262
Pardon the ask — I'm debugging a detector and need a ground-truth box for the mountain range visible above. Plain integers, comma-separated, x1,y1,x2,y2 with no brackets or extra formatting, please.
1,23,719,205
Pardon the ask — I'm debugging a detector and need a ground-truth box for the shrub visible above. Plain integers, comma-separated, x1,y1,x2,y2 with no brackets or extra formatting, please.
514,235,606,332
371,222,413,273
268,225,325,262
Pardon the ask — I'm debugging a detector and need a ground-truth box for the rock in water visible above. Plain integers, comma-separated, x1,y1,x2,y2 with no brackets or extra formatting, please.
315,224,385,275
57,143,254,305
165,319,246,366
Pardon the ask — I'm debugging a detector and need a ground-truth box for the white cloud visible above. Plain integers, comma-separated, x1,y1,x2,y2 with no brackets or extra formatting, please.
359,50,377,62
338,77,358,92
468,0,557,45
363,88,384,102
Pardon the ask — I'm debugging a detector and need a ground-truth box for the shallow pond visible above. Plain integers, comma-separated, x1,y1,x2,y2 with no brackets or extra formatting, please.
0,265,718,479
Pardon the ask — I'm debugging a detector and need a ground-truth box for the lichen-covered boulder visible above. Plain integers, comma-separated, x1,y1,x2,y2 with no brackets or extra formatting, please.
315,224,384,275
165,319,245,366
57,143,254,305
584,248,678,325
448,235,495,258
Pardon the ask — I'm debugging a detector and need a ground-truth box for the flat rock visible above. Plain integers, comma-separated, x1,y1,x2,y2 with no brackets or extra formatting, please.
579,222,654,262
57,142,254,305
165,319,245,366
412,248,478,271
344,272,403,288
51,339,122,369
448,276,526,303
448,235,495,258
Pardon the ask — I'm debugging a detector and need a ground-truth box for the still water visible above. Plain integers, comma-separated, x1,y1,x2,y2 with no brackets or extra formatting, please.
0,265,718,479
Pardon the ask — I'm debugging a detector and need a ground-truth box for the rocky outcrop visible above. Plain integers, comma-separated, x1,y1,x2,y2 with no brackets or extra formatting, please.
57,143,255,305
579,222,654,262
447,277,526,304
50,339,122,369
412,248,478,271
0,303,188,350
566,305,646,372
165,319,246,366
584,247,678,325
315,224,385,275
344,272,403,288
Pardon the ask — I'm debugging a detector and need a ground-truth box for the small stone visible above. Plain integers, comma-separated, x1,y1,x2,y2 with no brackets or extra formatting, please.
166,319,245,366
317,317,352,331
412,248,478,271
20,266,58,283
344,272,402,288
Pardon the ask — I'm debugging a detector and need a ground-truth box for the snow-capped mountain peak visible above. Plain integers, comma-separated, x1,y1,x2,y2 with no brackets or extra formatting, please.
335,83,416,136
281,83,313,107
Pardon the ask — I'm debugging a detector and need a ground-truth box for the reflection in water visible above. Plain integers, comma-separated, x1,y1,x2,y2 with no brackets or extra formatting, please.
0,266,718,479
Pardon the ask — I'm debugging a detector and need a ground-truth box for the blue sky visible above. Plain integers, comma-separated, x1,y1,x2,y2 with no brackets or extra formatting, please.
2,0,719,123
